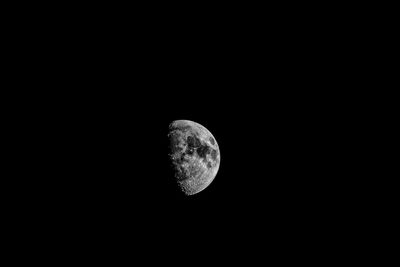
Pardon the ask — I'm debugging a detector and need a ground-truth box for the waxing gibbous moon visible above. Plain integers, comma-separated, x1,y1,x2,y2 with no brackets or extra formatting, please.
168,120,220,195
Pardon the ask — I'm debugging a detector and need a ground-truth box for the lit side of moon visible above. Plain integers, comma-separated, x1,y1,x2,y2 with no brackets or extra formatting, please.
168,120,220,195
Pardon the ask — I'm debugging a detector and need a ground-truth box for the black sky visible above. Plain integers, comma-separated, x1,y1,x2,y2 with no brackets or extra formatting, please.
26,17,359,257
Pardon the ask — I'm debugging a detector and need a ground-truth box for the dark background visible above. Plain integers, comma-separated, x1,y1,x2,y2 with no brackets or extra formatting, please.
37,43,349,246
48,33,344,207
11,8,370,261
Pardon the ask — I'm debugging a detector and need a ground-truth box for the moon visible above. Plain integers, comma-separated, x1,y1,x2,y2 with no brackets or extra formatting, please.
168,120,220,195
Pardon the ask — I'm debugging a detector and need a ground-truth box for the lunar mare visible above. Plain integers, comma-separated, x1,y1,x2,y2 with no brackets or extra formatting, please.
171,120,216,142
168,120,220,195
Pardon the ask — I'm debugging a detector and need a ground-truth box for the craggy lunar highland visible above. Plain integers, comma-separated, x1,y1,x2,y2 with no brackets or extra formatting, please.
168,120,220,195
